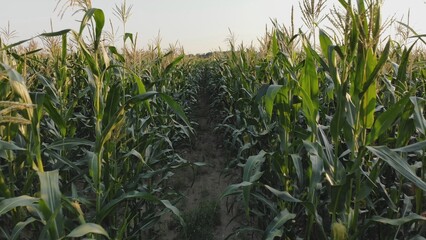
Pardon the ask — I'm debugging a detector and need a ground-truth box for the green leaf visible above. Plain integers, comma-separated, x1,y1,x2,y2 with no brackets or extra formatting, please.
290,154,304,185
11,217,38,240
0,30,70,51
78,8,105,49
159,93,192,129
410,97,426,136
161,200,185,227
108,46,125,62
410,235,426,240
367,94,410,144
163,54,184,75
299,86,317,128
0,196,39,215
126,91,158,105
221,181,252,198
396,103,416,146
271,30,279,56
262,85,283,120
395,44,416,96
124,32,134,44
301,45,319,111
360,48,378,128
319,29,333,61
37,170,61,213
67,223,110,239
93,8,105,50
303,141,324,200
367,146,426,192
344,98,356,150
263,209,296,240
362,40,391,95
37,170,64,237
265,185,301,203
132,73,151,113
43,97,66,135
241,150,266,217
243,150,267,183
0,140,25,151
46,138,94,150
97,191,158,222
393,140,426,153
372,213,426,226
103,82,122,126
40,29,71,38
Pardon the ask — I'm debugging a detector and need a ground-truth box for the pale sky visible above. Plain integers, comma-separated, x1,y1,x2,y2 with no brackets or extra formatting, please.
1,0,425,53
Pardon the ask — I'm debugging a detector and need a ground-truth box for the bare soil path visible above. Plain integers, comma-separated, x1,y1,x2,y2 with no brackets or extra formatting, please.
161,86,239,239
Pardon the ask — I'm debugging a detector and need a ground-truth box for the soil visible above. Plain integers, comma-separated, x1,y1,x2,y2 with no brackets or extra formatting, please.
159,87,240,239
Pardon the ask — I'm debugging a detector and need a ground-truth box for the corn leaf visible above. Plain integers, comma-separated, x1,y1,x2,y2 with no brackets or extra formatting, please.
243,150,266,183
362,41,391,95
132,73,151,113
410,97,426,136
221,181,252,198
366,94,410,144
367,146,426,192
372,213,426,226
93,9,105,50
271,30,279,57
410,236,426,240
0,30,70,51
393,140,426,153
67,223,110,239
262,85,283,120
159,93,192,129
361,48,378,128
319,29,333,64
0,140,25,151
0,196,39,215
97,191,159,222
37,170,64,237
395,44,416,96
46,138,94,150
10,217,38,240
163,54,184,76
241,150,266,216
263,209,296,240
265,185,301,203
161,200,185,227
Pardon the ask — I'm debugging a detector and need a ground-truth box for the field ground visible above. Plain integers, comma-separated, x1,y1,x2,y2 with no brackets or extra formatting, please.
159,86,240,240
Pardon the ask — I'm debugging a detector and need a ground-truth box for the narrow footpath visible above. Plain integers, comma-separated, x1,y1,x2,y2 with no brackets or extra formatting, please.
161,86,239,240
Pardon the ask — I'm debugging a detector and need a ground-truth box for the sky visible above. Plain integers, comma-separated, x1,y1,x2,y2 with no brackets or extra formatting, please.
1,0,426,54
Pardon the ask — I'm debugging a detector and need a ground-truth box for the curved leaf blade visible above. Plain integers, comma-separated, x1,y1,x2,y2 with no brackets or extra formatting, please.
0,196,39,215
11,217,38,240
367,146,426,192
265,185,301,203
67,223,110,239
372,213,426,226
263,209,296,240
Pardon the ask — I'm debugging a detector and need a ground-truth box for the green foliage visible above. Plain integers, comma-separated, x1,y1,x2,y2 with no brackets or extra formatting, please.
2,0,426,239
0,6,198,239
211,1,426,239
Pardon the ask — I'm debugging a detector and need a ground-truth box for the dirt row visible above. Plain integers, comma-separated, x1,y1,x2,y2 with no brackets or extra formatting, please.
160,88,240,240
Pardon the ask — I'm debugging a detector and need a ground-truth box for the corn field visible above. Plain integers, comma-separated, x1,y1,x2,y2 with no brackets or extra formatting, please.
1,0,426,239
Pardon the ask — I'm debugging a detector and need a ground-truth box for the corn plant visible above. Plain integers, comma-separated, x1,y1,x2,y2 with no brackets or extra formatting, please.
216,0,426,239
0,5,197,239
